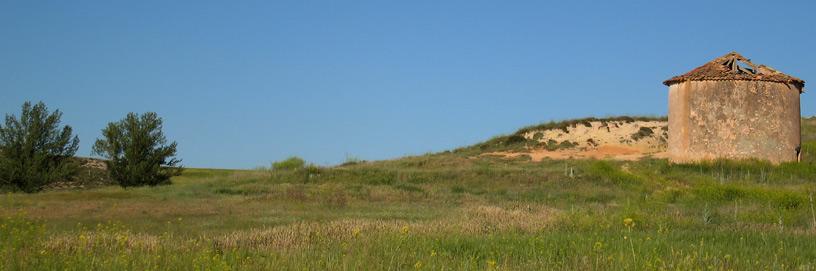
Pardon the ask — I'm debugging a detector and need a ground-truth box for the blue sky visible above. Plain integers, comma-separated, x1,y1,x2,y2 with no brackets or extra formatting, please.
2,1,814,169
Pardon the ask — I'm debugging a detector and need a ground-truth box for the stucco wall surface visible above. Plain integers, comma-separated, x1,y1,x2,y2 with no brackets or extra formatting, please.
668,80,801,164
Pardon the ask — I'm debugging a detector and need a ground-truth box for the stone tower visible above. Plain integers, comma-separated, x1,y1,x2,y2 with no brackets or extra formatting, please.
664,52,805,164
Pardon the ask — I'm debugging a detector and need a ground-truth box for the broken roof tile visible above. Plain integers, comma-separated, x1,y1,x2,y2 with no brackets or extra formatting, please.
663,51,804,91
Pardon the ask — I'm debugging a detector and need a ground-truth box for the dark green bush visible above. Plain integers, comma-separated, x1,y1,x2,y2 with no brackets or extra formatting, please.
631,127,655,140
503,135,527,145
92,112,182,187
0,102,80,192
558,140,578,149
272,157,306,171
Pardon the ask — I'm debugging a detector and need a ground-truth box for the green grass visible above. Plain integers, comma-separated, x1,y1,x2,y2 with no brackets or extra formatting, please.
1,117,815,270
803,116,816,142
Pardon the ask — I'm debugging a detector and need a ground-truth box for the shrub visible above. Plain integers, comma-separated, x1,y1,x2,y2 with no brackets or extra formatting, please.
504,135,527,145
339,155,364,167
515,116,667,135
272,157,306,171
631,127,654,140
92,112,182,187
558,140,578,149
0,101,80,192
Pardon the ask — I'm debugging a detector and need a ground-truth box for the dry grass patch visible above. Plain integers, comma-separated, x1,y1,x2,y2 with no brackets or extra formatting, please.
210,204,557,251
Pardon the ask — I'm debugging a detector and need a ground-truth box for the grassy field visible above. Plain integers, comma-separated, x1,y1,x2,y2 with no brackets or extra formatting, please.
2,118,816,270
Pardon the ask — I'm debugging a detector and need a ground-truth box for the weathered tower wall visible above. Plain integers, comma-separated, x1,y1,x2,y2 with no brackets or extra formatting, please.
668,80,801,164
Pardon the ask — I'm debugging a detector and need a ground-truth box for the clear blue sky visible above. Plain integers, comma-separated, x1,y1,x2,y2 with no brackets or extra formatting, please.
2,1,814,169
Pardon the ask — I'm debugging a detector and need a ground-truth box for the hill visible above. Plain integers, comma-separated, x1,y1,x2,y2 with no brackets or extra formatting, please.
1,116,816,269
468,116,668,161
458,116,816,162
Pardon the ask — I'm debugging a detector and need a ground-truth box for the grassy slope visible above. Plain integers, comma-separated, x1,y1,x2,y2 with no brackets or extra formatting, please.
1,117,816,270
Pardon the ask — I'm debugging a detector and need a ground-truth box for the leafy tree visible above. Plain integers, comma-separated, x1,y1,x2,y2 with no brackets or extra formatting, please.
92,112,182,187
0,101,80,192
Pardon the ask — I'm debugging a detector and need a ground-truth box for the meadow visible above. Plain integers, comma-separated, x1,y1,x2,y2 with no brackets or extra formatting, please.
2,118,816,270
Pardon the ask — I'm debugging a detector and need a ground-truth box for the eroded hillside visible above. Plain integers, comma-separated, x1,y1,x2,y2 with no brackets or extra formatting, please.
462,116,816,162
462,117,668,161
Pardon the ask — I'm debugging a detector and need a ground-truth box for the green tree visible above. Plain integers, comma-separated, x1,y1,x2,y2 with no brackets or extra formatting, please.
92,112,182,187
0,101,80,192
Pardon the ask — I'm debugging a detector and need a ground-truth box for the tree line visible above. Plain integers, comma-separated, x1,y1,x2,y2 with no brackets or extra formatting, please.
0,101,182,193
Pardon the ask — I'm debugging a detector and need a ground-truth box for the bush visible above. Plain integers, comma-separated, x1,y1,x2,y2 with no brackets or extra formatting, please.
503,135,527,145
272,157,306,171
339,155,364,166
92,112,182,187
631,127,655,140
0,101,80,192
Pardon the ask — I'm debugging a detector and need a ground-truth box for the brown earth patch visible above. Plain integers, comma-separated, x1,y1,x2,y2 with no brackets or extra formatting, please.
483,145,667,162
479,119,669,161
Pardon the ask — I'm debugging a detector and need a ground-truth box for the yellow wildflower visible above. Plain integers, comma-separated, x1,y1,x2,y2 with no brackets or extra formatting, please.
623,218,635,228
487,259,497,269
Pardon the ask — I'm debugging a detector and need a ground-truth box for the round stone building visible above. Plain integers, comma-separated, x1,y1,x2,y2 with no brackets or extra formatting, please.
664,52,805,164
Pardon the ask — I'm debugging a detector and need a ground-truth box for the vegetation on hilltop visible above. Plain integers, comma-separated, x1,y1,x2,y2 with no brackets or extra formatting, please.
455,116,667,155
0,102,80,192
0,102,184,192
0,115,814,269
0,116,813,269
93,112,183,187
3,151,816,269
514,116,667,135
